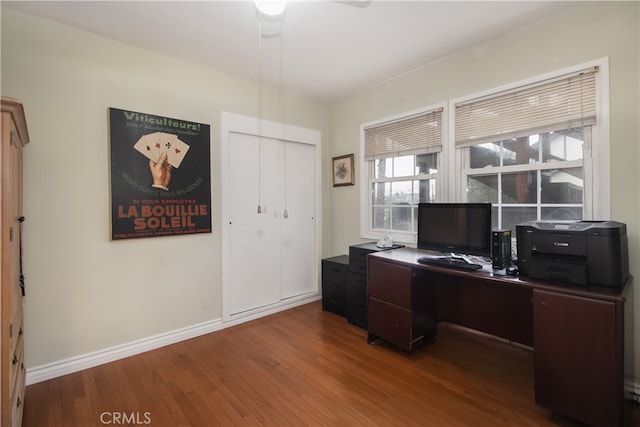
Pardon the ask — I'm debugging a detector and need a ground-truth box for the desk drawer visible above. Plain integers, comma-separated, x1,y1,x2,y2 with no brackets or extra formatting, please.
348,272,367,296
368,259,412,307
322,256,349,317
349,245,373,274
347,303,367,329
349,245,371,263
322,257,349,279
349,258,367,275
368,297,414,350
347,273,368,329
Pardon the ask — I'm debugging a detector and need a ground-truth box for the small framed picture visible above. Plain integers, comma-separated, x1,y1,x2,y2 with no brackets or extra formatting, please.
332,154,355,187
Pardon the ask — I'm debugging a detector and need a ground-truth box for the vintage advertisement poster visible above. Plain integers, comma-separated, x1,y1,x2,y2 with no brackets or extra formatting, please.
109,108,211,240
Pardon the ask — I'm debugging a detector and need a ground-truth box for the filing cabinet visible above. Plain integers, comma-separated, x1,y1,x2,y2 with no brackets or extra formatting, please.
348,242,402,329
367,256,437,352
321,255,349,317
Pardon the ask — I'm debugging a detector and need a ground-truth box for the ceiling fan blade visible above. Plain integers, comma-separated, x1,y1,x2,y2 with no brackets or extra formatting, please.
334,0,372,8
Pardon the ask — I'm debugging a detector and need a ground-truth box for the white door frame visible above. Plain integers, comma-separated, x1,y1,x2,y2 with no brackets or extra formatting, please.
220,111,322,323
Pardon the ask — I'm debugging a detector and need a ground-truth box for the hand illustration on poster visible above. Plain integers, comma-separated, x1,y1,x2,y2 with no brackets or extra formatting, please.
148,152,172,191
133,132,191,191
109,108,211,240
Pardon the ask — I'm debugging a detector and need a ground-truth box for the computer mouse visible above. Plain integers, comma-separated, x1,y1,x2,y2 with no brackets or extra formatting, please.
506,266,519,276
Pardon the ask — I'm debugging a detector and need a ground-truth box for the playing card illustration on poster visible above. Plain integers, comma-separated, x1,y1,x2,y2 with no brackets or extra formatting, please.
109,108,211,240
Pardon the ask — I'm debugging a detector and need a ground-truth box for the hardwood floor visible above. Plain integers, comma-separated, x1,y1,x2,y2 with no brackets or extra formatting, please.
24,301,638,426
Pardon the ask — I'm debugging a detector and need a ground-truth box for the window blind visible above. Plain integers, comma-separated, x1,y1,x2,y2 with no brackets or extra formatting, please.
364,108,443,160
455,67,597,147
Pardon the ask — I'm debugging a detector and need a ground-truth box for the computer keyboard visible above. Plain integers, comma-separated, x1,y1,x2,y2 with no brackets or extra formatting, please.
417,256,483,271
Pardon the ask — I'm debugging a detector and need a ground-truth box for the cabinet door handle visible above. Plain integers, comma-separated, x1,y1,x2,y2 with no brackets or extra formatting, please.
12,354,18,365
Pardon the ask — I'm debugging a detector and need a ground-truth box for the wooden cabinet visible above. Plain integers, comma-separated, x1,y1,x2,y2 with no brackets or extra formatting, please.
1,97,29,427
367,247,632,426
533,289,624,427
367,257,436,351
321,255,349,317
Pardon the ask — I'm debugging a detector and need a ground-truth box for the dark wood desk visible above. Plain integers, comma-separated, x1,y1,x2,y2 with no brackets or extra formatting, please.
367,247,634,427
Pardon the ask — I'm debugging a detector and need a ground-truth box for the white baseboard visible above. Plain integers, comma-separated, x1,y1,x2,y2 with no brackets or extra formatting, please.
25,318,224,386
26,295,321,385
26,292,639,400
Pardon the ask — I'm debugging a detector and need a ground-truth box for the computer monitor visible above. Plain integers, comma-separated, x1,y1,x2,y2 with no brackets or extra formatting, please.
417,202,492,258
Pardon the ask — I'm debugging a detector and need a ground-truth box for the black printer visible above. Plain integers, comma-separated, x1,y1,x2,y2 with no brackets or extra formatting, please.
516,220,628,287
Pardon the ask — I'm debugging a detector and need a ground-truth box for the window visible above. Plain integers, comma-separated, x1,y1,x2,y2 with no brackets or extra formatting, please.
361,106,444,242
359,59,609,246
371,153,437,231
454,64,605,237
463,128,588,233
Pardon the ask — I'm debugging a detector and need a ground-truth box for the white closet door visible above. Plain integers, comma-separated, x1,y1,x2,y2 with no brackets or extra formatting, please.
280,141,316,299
223,112,320,320
228,132,281,315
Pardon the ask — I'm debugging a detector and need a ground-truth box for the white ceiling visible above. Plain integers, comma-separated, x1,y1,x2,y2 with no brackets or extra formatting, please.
3,1,574,100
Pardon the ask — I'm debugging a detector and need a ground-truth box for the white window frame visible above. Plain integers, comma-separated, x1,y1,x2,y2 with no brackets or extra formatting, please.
360,103,447,244
450,58,610,220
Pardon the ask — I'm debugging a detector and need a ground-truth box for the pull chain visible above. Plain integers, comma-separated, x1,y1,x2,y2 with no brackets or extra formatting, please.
283,142,288,218
279,20,288,219
257,15,264,214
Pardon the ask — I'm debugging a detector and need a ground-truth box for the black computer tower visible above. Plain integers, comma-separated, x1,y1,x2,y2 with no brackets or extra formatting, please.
492,229,512,270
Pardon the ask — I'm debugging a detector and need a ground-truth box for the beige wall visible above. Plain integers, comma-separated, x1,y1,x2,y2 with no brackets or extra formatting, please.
326,1,639,382
1,8,329,369
2,1,639,387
